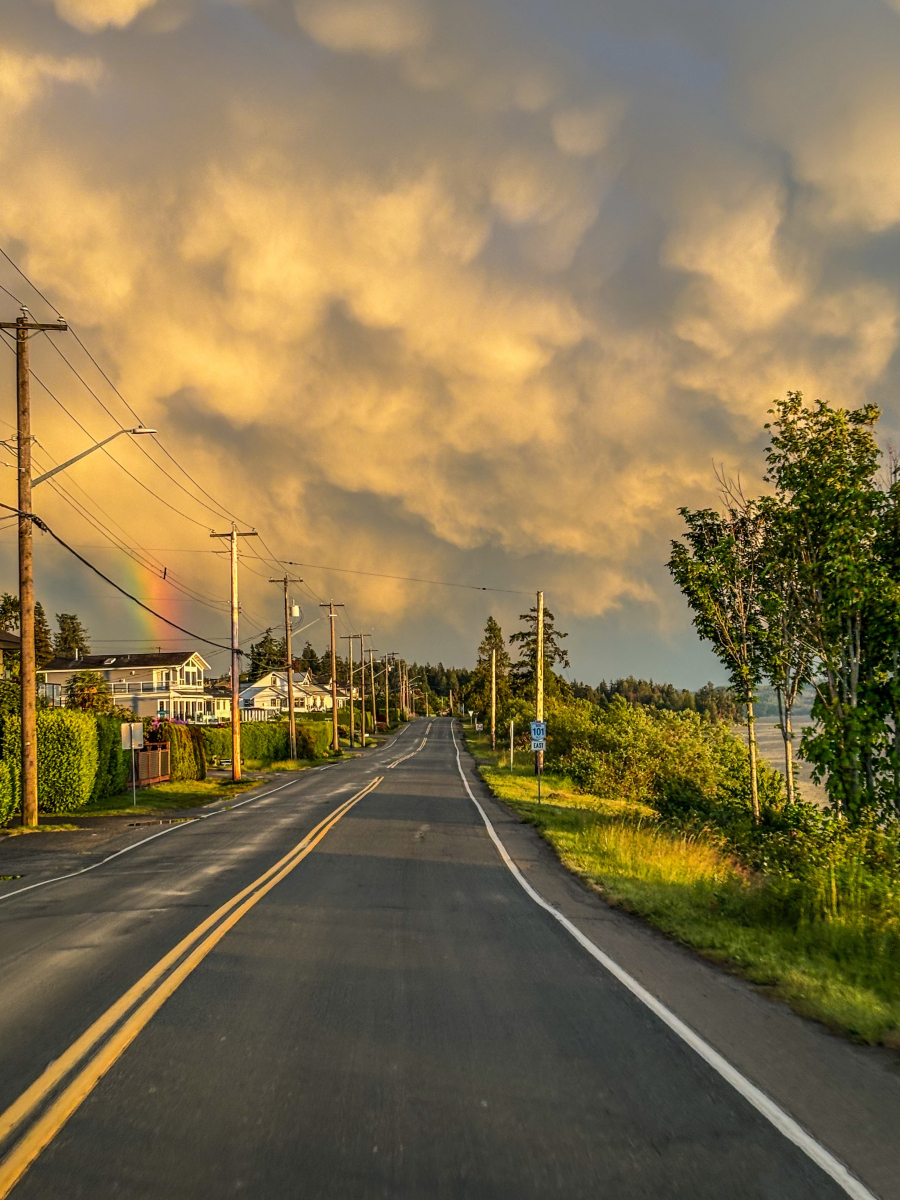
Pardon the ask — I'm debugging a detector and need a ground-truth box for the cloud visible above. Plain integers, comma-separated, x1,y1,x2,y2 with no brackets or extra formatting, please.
3,0,900,677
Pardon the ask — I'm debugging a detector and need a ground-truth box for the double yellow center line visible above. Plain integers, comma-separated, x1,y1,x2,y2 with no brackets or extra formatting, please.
0,774,383,1198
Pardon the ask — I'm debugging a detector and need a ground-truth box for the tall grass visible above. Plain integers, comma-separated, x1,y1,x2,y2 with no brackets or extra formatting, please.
469,731,900,1047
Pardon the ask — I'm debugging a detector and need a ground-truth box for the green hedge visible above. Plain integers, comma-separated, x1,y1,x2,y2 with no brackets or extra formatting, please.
147,721,206,781
3,710,98,813
91,716,130,803
0,762,13,824
199,720,331,763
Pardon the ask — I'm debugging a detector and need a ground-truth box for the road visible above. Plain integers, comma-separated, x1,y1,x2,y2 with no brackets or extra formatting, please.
0,718,897,1198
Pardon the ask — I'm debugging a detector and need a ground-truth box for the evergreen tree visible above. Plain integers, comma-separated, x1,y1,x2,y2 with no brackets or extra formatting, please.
0,593,19,633
464,616,513,720
34,603,53,668
509,605,570,697
298,641,322,674
54,613,91,658
249,628,285,682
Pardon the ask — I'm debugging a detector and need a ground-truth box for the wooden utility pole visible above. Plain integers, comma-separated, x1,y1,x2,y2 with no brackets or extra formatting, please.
211,524,258,781
490,648,497,752
358,634,367,747
340,634,356,746
320,601,344,752
270,576,301,760
383,653,397,728
368,648,377,733
535,589,544,777
0,309,67,827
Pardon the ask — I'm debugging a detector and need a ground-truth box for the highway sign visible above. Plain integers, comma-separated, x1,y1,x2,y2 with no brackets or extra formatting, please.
530,721,546,739
530,738,546,752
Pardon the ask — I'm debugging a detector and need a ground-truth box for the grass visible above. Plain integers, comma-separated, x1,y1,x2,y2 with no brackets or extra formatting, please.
67,777,262,818
465,729,900,1048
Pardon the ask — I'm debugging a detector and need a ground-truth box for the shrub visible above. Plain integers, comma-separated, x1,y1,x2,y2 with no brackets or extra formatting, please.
3,710,99,812
0,761,13,824
199,721,330,764
64,670,116,714
91,715,131,802
147,721,204,781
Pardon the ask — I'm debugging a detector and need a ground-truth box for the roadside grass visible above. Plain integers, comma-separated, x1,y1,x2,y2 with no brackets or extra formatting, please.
464,729,900,1048
69,777,262,818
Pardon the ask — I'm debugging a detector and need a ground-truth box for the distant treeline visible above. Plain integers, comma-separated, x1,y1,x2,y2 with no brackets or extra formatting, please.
569,677,738,723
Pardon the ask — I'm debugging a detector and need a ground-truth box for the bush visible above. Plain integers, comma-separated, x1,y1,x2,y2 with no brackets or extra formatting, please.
3,710,99,812
91,715,131,802
146,721,205,781
0,761,13,824
199,720,331,764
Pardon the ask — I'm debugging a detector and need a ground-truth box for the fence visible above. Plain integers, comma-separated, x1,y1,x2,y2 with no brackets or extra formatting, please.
127,745,171,786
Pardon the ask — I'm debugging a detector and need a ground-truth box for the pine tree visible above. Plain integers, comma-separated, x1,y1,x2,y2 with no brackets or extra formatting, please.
54,613,91,658
249,628,285,682
464,616,513,720
298,641,322,674
34,603,53,668
509,605,570,696
0,593,19,633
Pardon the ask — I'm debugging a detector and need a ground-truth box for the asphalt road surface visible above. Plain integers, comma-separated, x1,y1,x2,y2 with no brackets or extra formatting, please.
0,718,896,1198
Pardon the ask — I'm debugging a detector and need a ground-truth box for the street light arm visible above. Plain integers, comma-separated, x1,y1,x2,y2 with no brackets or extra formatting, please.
32,427,156,487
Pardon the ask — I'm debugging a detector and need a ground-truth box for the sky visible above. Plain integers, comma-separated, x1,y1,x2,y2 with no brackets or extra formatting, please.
2,0,900,685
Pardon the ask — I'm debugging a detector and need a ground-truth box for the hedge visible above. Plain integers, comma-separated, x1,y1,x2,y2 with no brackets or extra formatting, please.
147,721,206,781
91,715,131,803
3,710,98,813
200,720,331,764
0,762,13,824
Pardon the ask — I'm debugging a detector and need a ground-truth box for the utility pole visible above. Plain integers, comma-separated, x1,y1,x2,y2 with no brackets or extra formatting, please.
358,634,367,747
535,589,544,778
270,576,301,760
490,647,497,752
340,634,356,747
211,524,258,781
0,308,67,827
384,653,397,728
319,602,344,752
368,648,377,733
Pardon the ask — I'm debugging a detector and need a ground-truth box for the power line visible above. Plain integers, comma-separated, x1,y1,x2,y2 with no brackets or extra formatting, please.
282,560,531,594
0,500,230,649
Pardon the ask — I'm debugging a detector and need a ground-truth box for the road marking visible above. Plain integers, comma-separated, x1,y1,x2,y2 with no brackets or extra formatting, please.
0,777,304,905
387,737,428,769
449,723,878,1200
0,776,383,1198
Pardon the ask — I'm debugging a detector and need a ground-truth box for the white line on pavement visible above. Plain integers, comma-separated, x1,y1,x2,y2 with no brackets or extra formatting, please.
449,722,879,1200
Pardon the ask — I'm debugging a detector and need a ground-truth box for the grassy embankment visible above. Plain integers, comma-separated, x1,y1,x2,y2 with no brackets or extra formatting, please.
465,728,900,1048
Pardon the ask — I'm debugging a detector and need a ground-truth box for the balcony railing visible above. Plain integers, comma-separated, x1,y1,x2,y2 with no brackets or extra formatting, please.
110,681,204,694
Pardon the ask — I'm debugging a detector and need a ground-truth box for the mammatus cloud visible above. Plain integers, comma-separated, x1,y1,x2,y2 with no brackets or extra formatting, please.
5,0,900,670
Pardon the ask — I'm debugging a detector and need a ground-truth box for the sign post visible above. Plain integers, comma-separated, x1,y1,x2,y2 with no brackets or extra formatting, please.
121,722,144,807
530,721,546,802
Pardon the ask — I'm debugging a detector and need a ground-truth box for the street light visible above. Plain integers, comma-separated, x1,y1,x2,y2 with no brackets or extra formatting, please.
32,427,157,487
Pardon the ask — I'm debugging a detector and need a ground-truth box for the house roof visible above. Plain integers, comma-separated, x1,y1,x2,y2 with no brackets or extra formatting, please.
0,630,20,650
42,651,209,673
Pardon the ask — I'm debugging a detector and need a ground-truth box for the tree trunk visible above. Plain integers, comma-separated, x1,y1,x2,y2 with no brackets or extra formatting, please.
747,698,760,823
776,686,795,806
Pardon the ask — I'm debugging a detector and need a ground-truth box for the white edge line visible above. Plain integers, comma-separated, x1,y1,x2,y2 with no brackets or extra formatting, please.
449,722,879,1200
0,724,413,904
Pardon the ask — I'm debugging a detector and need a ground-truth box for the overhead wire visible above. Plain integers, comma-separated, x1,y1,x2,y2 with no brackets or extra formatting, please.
0,501,230,651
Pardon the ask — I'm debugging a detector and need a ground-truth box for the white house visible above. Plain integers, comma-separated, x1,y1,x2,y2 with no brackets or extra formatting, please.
237,669,344,719
40,651,225,723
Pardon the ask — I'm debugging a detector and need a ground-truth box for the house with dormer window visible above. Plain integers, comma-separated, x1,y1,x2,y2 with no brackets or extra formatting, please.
237,668,344,719
39,651,223,722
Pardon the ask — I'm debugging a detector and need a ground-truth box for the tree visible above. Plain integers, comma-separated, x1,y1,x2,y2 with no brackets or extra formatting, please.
249,628,286,682
668,501,769,822
64,669,115,714
34,603,53,669
765,393,890,820
0,593,18,633
297,641,321,674
55,613,90,658
464,617,513,725
509,604,570,698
